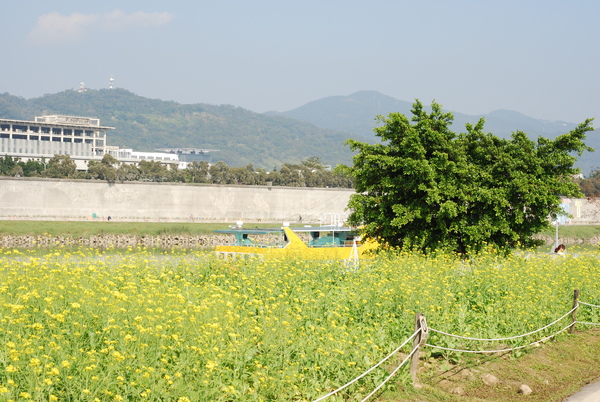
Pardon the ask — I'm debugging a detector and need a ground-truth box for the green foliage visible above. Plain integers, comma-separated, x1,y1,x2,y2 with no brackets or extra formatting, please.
87,154,120,181
577,168,600,197
0,154,352,187
345,100,595,255
1,249,599,400
0,155,45,177
184,161,211,183
19,159,44,176
0,155,17,175
137,160,170,182
42,155,77,179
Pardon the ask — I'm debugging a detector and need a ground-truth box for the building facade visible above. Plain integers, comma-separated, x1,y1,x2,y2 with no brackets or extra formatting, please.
0,115,111,170
1,114,219,170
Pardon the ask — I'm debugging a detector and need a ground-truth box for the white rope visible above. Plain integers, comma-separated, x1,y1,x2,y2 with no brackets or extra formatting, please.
312,328,421,402
428,304,578,342
579,300,600,309
312,297,598,401
425,322,575,354
575,321,600,326
360,343,419,402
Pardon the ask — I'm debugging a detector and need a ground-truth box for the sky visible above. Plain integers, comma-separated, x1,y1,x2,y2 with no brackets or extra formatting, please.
1,0,598,123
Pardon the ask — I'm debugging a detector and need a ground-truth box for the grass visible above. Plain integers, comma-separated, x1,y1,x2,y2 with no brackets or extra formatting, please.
382,328,600,401
0,221,285,237
539,224,600,241
2,220,600,242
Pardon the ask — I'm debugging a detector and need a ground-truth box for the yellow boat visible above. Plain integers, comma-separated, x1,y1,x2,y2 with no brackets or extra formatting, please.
214,224,377,261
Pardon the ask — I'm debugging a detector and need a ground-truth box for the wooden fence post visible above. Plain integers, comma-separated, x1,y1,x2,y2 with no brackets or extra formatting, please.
410,313,428,386
570,289,580,333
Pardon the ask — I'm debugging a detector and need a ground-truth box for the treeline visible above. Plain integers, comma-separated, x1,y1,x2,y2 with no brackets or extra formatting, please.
0,155,354,188
577,169,600,198
3,153,599,195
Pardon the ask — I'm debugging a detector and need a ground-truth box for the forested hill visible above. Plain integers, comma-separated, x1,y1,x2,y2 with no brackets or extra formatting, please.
0,89,361,169
1,89,595,174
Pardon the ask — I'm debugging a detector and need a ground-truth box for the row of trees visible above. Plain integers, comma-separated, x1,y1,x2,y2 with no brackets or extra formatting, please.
2,150,598,197
577,169,600,197
0,154,354,188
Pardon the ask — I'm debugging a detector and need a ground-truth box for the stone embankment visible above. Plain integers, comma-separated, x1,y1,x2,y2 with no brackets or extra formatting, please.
0,234,598,250
0,234,231,249
534,235,600,247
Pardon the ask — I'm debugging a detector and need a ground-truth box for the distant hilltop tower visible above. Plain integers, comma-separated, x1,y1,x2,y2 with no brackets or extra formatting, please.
78,82,87,92
109,76,115,89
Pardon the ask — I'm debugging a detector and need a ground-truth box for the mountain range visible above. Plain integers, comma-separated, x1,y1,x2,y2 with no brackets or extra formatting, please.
275,90,581,141
0,89,596,174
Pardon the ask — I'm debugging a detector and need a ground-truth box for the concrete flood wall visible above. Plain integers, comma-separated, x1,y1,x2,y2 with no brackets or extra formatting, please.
1,177,600,225
0,177,354,222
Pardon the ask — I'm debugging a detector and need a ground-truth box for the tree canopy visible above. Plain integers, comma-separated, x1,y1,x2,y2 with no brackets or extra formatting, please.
577,168,600,198
344,100,595,255
0,154,352,188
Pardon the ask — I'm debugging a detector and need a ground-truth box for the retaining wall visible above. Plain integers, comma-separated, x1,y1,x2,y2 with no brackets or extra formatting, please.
0,177,353,222
1,177,599,225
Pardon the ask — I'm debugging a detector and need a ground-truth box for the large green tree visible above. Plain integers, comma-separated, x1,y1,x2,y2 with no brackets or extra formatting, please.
344,101,594,255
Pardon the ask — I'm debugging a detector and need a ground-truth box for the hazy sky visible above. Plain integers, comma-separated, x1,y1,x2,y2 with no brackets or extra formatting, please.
2,0,598,123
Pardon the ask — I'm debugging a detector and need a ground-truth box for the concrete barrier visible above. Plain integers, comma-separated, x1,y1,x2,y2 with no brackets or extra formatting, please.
1,177,599,225
0,177,353,222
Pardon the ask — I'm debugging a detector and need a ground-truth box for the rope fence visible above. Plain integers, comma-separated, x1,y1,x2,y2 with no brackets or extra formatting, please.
312,289,600,401
425,322,576,354
312,327,421,402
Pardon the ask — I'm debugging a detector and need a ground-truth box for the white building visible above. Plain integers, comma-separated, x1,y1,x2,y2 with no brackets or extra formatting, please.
0,114,218,170
1,115,111,170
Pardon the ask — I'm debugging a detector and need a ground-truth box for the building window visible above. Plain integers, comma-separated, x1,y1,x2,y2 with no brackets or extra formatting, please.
30,135,39,140
41,136,50,141
13,134,27,140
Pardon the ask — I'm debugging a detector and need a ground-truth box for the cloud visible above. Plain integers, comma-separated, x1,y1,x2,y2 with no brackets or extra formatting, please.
28,10,174,45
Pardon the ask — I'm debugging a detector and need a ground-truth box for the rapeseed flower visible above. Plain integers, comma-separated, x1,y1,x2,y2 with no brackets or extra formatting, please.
0,248,598,400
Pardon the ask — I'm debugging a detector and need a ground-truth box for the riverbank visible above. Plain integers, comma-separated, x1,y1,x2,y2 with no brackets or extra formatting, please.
0,233,227,249
0,233,599,250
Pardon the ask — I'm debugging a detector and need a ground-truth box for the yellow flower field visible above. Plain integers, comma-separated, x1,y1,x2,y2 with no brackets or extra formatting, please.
0,248,599,401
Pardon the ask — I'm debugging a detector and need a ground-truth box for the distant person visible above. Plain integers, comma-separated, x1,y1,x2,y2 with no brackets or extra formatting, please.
107,216,111,221
554,244,566,254
298,215,302,223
